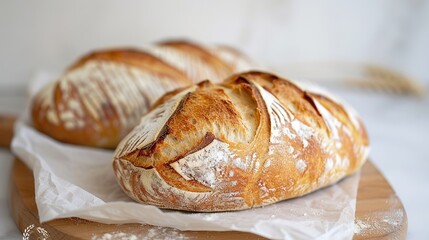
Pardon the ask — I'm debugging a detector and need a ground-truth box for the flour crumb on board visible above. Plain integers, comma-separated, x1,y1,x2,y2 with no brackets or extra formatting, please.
144,227,188,240
354,208,404,235
92,232,137,240
92,226,188,240
354,220,370,234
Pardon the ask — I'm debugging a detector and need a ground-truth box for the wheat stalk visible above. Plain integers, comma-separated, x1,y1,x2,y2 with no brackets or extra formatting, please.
278,62,426,96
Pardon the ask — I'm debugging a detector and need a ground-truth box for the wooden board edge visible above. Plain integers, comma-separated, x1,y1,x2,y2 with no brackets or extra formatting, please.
0,115,16,148
353,161,408,239
10,157,407,240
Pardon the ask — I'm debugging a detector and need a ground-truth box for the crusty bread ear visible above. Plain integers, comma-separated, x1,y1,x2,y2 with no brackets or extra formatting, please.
112,71,369,212
31,40,255,148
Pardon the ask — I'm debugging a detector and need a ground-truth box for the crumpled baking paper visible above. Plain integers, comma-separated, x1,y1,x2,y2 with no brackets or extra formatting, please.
11,73,360,240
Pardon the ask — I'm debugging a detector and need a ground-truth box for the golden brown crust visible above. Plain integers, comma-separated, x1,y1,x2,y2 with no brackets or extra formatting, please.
113,71,370,211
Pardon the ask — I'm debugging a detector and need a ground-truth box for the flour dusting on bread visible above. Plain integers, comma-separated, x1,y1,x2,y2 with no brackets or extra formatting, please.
170,139,232,188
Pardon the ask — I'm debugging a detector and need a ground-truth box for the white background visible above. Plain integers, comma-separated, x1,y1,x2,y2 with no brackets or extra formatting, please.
1,1,429,239
1,0,429,89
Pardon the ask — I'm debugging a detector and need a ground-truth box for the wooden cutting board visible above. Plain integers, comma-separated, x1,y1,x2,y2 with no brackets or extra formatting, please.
1,116,407,239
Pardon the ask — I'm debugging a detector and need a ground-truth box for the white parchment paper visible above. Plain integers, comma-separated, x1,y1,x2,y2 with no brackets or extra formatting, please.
11,73,360,239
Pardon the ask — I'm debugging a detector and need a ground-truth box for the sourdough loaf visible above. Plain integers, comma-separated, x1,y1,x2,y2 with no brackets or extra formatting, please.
112,71,369,211
31,40,254,148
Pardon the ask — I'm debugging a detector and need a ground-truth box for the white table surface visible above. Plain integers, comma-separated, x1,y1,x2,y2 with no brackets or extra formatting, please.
0,85,428,239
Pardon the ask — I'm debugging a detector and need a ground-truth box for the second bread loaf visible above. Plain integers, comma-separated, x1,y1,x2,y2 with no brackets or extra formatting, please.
31,40,255,148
